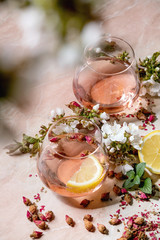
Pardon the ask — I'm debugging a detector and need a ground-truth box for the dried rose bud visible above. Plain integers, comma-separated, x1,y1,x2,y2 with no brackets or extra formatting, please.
29,204,37,214
30,231,43,239
121,188,128,194
27,210,32,221
23,196,32,206
113,185,122,196
50,137,60,142
83,214,93,222
148,114,155,122
124,193,133,205
107,170,115,178
136,111,146,121
65,215,75,227
115,172,127,180
38,213,47,222
138,231,148,239
80,199,92,208
109,217,122,225
69,101,81,108
97,223,109,234
122,230,133,239
32,214,39,221
34,220,49,230
134,217,144,225
84,219,95,232
100,192,110,201
126,219,133,228
45,211,54,222
135,191,149,200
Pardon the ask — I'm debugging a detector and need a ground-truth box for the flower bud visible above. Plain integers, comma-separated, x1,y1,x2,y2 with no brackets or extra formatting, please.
65,215,75,227
97,223,109,234
34,220,49,230
30,231,43,239
23,196,32,206
45,211,54,222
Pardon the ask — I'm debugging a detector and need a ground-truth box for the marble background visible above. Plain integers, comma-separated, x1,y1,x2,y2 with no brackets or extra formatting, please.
0,0,160,239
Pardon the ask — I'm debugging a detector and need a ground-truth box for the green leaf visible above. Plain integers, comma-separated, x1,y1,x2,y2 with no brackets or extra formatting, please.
126,170,135,180
123,178,135,190
139,177,152,194
133,175,140,185
23,134,38,144
135,162,146,178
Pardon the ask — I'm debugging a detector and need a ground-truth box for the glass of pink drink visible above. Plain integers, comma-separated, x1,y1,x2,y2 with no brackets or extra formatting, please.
73,36,140,113
37,116,108,197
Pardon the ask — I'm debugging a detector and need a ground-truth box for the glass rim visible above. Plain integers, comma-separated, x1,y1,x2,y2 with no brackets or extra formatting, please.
83,35,136,76
47,115,103,160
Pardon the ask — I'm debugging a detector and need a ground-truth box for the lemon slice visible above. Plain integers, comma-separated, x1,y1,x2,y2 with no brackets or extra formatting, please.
138,130,160,174
66,155,104,193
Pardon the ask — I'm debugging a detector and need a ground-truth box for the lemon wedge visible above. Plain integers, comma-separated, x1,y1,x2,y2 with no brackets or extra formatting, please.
66,155,104,193
138,130,160,174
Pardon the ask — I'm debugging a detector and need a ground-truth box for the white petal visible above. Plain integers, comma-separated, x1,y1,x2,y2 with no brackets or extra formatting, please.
93,104,100,111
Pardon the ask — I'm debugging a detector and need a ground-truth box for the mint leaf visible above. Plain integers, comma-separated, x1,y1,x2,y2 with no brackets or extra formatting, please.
133,175,140,185
123,179,135,190
139,177,152,194
126,170,135,180
135,162,146,178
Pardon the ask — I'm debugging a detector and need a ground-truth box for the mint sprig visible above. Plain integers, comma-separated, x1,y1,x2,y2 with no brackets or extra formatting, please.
123,163,152,194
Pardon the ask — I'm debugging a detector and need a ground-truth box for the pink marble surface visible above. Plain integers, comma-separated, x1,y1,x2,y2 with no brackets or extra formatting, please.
0,1,160,240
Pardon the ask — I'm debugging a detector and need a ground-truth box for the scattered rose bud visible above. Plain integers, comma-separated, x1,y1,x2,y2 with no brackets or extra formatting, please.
50,137,60,142
30,231,43,239
27,210,32,221
80,199,92,208
29,204,37,214
32,214,39,221
83,214,93,222
121,188,128,194
70,101,81,108
109,217,122,225
38,213,47,222
115,172,127,180
148,114,155,122
124,193,133,205
65,215,75,227
45,211,54,222
23,196,32,206
84,219,95,232
97,223,109,234
135,191,149,200
136,111,146,121
126,219,133,228
134,217,144,225
107,170,115,178
100,192,110,201
113,185,122,196
122,230,133,239
34,220,49,230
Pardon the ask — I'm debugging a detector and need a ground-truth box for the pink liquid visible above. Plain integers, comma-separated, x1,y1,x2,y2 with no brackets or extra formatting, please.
37,133,106,197
73,58,140,113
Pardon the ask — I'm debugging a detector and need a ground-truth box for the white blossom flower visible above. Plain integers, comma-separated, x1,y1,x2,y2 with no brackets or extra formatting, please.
127,123,139,135
93,104,99,112
130,135,143,150
100,112,110,120
140,75,160,97
70,120,79,128
50,109,56,119
56,107,65,116
110,147,115,153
